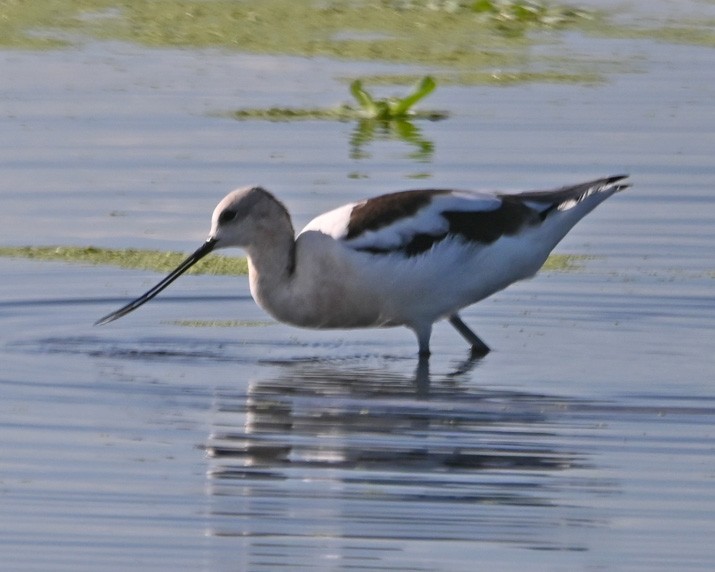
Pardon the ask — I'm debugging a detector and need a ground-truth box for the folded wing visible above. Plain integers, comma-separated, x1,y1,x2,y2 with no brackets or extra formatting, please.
299,176,628,257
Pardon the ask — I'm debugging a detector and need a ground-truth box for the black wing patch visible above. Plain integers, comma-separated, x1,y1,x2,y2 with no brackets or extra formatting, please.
346,189,450,240
348,175,629,257
443,196,541,245
356,231,447,257
353,195,542,257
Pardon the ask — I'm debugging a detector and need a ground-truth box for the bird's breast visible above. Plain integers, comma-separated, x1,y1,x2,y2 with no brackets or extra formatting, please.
248,236,390,330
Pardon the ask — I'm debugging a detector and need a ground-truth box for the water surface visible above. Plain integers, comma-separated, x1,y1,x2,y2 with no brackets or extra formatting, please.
1,19,714,572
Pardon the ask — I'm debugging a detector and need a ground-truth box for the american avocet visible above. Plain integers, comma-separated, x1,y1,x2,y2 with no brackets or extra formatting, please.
96,175,629,357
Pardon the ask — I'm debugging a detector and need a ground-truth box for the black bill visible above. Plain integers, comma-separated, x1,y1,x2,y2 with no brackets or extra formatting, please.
95,238,217,326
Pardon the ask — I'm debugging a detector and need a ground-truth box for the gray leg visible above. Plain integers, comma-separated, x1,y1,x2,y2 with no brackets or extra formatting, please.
448,314,490,357
414,324,432,358
414,356,430,397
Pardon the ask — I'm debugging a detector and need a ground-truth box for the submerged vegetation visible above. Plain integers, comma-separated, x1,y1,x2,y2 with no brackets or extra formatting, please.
0,245,588,273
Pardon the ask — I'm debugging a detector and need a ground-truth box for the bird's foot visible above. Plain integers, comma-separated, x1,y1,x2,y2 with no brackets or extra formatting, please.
469,343,490,358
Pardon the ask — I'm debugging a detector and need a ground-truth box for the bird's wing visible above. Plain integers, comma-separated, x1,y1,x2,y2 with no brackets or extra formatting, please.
298,176,629,257
300,189,501,255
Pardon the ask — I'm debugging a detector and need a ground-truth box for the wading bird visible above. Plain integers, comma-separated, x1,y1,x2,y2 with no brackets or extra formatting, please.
96,175,629,358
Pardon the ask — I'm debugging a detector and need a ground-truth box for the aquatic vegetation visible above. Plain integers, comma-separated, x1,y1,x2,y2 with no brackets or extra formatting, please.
230,104,445,122
168,319,272,328
232,76,446,122
350,76,438,120
352,70,604,86
0,0,592,51
0,0,610,85
469,0,591,36
231,76,443,160
604,20,715,48
231,105,355,122
387,0,591,35
0,246,248,275
0,245,586,273
2,0,712,80
0,0,85,48
346,76,441,160
542,253,591,271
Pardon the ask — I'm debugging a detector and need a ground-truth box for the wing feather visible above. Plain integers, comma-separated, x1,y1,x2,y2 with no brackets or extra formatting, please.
300,189,501,254
298,176,629,257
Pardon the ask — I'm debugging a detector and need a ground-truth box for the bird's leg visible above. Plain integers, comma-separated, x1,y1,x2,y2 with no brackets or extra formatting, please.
448,314,490,357
414,324,432,358
414,356,431,397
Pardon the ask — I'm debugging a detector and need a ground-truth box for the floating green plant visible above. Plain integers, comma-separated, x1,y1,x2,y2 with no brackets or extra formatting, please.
229,76,444,161
231,76,446,122
346,70,604,87
168,319,273,328
231,105,355,122
0,246,248,275
0,245,587,273
3,1,713,81
0,0,619,85
469,0,591,36
231,76,444,161
541,253,591,271
350,76,439,120
346,76,442,161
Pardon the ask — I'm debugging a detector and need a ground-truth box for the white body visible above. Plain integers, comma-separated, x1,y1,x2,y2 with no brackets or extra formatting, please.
208,177,628,352
259,201,598,329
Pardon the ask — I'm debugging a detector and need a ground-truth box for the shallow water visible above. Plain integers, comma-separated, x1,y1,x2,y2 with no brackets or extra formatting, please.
1,17,715,572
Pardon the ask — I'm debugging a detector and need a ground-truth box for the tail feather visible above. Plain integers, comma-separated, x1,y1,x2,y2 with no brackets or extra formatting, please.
510,174,629,205
506,175,629,219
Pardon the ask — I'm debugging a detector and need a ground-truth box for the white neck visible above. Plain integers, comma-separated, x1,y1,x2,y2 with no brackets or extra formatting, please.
245,223,296,316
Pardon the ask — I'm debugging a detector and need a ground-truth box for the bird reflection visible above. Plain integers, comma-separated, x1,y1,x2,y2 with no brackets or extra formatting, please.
204,359,603,561
207,365,573,476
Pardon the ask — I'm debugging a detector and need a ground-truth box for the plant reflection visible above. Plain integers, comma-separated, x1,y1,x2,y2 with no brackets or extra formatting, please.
349,118,435,162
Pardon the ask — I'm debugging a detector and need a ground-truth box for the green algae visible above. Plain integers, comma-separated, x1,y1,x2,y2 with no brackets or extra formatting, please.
469,0,592,37
2,0,712,82
0,0,87,48
168,319,273,328
0,246,248,275
231,106,356,122
230,105,447,122
541,253,590,271
0,245,586,273
0,0,607,84
72,0,595,61
605,20,715,49
348,69,604,86
230,76,444,160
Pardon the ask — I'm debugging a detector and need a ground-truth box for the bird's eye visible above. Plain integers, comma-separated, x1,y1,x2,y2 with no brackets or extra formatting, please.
218,209,237,225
